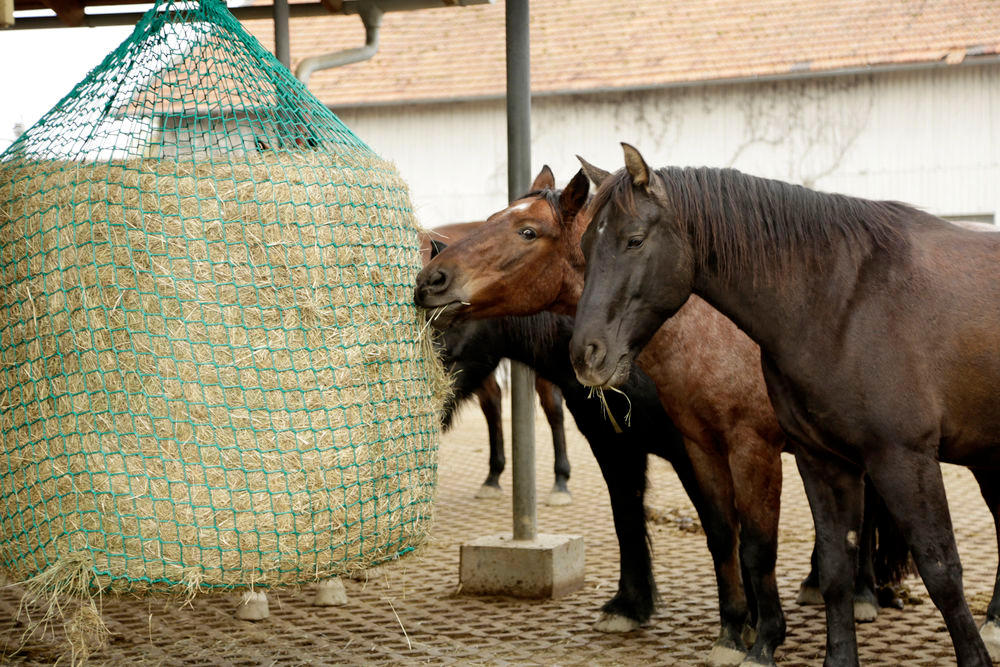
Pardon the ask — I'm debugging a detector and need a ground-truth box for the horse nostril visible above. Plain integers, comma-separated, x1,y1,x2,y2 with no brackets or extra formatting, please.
584,340,606,369
425,269,449,292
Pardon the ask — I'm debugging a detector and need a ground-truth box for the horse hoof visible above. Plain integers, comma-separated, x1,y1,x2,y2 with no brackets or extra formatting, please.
853,599,878,623
311,578,348,606
980,619,1000,661
706,640,746,667
593,612,640,633
546,490,572,506
795,584,823,606
475,484,503,499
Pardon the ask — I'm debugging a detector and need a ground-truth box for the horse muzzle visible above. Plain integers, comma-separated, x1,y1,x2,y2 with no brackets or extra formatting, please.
569,335,632,388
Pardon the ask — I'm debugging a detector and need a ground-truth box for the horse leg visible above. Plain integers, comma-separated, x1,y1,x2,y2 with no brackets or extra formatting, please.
588,439,655,632
797,543,824,605
536,377,571,506
864,450,990,667
971,467,1000,661
474,375,505,499
680,440,750,667
867,482,910,610
727,435,784,666
851,485,879,622
799,479,892,621
794,446,864,667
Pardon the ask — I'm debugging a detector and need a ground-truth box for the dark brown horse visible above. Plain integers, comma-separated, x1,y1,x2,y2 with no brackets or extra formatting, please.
569,144,1000,667
415,167,906,666
421,224,571,505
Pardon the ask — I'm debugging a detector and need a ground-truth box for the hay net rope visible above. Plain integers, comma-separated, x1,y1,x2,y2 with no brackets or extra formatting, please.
0,0,445,595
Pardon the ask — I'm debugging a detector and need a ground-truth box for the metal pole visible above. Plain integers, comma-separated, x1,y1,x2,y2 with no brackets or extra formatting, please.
505,0,536,542
273,0,291,68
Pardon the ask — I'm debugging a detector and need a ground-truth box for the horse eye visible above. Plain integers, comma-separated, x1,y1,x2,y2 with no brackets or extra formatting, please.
627,236,644,249
519,227,537,240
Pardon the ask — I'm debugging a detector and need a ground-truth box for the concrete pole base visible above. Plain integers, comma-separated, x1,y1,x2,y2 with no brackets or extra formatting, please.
311,578,349,606
459,533,584,598
234,590,270,621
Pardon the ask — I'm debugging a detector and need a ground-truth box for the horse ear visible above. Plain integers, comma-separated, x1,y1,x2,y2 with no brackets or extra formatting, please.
576,155,611,186
559,169,590,223
531,165,556,191
622,141,651,187
430,239,448,259
621,143,651,187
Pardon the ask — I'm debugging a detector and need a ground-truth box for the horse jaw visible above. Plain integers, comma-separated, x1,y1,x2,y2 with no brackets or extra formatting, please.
571,352,632,389
422,300,468,329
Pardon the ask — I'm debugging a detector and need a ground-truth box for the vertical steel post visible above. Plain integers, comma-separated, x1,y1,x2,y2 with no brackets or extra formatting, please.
505,0,536,542
274,0,291,68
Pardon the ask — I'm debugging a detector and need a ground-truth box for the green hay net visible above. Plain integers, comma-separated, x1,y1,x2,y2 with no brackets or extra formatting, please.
0,0,446,596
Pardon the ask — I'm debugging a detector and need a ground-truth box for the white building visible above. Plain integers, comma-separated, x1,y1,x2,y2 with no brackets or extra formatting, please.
162,1,1000,226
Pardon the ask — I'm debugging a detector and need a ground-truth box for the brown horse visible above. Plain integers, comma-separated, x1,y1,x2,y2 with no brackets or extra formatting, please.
568,144,1000,667
421,223,571,505
415,167,902,665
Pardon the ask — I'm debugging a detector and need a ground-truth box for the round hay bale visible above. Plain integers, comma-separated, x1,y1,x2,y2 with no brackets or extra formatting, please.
0,151,448,595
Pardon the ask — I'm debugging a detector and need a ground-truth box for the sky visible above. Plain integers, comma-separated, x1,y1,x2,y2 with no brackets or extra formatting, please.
0,24,133,152
0,2,252,153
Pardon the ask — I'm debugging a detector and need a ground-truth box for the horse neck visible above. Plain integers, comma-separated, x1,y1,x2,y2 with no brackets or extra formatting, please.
495,314,572,365
690,241,864,363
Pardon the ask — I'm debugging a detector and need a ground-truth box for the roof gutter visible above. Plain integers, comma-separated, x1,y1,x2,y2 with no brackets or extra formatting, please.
296,0,381,85
326,51,1000,111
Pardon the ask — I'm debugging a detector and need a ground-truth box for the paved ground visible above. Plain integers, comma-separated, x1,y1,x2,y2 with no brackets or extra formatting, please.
0,393,996,665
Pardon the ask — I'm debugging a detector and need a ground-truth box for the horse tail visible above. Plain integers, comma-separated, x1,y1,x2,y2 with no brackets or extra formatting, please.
866,481,915,586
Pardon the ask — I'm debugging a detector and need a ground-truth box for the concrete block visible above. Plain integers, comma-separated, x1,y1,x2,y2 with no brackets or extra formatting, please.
234,590,270,621
311,578,348,606
459,533,585,598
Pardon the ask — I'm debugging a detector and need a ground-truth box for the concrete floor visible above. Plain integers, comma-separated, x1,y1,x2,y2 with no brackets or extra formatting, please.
1,393,996,665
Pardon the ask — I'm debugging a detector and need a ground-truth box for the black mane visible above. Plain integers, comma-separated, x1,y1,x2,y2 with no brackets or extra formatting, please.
593,166,916,284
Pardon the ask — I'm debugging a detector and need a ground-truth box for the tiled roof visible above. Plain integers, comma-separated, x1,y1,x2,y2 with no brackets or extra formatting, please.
240,0,1000,107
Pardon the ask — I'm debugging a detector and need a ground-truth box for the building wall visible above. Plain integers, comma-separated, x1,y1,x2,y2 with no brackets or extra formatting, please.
333,63,1000,229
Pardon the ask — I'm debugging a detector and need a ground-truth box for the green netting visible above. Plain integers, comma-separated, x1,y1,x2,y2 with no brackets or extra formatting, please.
0,0,447,596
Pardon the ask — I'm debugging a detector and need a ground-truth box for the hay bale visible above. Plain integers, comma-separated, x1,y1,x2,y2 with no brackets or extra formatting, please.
0,152,448,596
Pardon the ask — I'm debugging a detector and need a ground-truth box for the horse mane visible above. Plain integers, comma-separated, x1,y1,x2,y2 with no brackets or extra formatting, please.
493,311,565,358
592,166,915,284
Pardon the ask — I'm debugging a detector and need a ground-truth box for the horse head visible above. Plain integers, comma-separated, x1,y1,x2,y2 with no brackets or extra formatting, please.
414,165,590,327
570,143,695,388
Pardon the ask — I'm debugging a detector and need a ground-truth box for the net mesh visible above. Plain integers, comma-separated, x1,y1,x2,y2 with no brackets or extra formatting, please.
0,0,446,595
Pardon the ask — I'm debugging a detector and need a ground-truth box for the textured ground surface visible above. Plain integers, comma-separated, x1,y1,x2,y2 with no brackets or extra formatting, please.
0,394,996,665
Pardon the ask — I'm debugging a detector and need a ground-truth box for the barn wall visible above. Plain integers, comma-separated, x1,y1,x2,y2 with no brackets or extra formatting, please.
334,63,1000,228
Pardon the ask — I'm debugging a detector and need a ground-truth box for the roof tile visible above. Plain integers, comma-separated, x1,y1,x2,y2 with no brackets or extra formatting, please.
240,0,1000,106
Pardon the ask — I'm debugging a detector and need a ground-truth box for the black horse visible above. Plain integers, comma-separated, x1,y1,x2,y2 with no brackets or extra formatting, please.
438,307,723,632
570,144,998,666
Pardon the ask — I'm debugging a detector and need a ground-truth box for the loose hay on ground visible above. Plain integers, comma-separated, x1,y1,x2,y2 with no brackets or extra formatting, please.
0,152,450,597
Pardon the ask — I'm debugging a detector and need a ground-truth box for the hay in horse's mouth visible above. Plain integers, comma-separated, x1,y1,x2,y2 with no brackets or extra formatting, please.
587,386,632,434
421,301,469,330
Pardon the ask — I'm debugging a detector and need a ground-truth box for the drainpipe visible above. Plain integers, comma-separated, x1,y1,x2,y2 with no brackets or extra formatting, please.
296,0,383,86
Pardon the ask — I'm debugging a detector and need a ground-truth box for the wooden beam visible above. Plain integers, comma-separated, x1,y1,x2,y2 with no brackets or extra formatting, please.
39,0,84,26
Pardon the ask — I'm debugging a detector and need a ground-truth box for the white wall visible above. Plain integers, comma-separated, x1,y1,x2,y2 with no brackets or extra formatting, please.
334,63,1000,228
